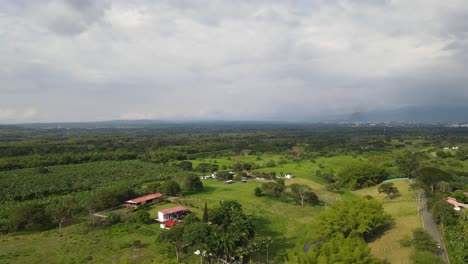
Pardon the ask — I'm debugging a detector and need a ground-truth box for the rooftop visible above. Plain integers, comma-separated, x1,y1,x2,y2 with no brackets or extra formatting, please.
159,206,189,215
126,193,162,204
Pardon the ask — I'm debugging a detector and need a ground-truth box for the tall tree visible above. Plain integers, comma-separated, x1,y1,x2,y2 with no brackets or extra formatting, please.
395,151,420,178
290,184,319,207
161,180,182,196
47,196,78,236
184,175,203,193
289,146,305,160
416,167,451,192
202,202,208,223
378,183,400,199
208,201,255,262
318,199,392,239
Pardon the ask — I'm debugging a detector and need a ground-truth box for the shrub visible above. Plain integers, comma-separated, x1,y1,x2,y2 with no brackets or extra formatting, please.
106,212,122,225
132,210,151,224
254,187,262,197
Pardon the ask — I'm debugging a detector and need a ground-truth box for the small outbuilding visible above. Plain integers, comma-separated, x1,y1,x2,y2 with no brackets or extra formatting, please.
124,193,162,208
285,173,293,179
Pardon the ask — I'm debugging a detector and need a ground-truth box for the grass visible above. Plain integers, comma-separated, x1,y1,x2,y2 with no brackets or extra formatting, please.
352,180,421,264
0,221,167,264
186,180,326,260
191,154,361,185
0,157,423,263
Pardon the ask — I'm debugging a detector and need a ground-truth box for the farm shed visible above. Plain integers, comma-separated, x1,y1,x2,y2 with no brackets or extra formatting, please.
124,193,162,208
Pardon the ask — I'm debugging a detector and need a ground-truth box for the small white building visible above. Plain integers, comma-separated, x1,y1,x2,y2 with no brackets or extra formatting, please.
285,173,293,179
157,206,190,229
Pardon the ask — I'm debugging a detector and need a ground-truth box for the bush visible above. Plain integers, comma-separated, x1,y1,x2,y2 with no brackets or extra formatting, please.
399,235,412,247
254,187,262,197
132,210,152,224
106,212,122,225
132,240,142,248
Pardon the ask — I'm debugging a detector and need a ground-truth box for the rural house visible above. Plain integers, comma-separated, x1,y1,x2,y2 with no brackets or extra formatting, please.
157,206,190,229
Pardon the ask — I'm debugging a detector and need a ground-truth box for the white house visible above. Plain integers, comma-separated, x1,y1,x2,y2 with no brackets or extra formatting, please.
157,206,190,229
285,173,293,179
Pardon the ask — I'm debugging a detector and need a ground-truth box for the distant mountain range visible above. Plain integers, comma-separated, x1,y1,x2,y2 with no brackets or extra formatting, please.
328,105,468,123
2,105,467,127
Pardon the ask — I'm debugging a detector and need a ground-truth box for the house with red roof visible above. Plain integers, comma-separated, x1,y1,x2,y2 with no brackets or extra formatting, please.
124,193,162,208
447,197,466,211
157,206,190,229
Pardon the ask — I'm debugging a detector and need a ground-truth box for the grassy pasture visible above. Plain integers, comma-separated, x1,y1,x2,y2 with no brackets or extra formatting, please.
352,180,421,264
186,180,326,260
0,222,167,264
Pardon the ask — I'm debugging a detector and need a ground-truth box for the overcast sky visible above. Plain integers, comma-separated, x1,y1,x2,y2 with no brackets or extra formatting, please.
1,0,467,123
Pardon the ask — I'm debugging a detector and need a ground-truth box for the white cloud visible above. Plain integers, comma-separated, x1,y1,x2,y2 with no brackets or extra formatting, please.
0,109,17,119
0,0,467,122
120,112,160,120
0,107,38,121
22,108,38,118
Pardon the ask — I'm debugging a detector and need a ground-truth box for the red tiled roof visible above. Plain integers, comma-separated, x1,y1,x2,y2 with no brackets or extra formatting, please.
447,197,465,208
159,206,188,215
126,193,162,204
165,219,176,228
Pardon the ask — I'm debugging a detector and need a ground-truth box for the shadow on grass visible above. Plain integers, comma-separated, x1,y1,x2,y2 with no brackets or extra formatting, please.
365,221,396,243
253,216,296,261
197,185,218,194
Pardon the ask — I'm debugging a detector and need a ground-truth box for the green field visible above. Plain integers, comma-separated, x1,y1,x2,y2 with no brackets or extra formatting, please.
0,158,425,263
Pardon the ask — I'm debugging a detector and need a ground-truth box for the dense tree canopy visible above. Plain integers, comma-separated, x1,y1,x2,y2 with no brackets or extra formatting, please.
290,183,319,206
335,162,389,190
318,199,392,239
378,182,400,199
416,167,451,192
183,175,203,193
287,234,382,264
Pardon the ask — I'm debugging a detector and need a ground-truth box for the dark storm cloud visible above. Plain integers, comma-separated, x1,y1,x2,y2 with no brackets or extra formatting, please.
0,0,467,122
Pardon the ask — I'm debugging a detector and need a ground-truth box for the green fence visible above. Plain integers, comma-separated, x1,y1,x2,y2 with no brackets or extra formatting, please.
382,177,409,183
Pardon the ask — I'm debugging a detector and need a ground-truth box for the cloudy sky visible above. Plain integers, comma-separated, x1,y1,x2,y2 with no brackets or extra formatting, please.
1,0,467,123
